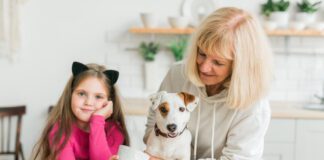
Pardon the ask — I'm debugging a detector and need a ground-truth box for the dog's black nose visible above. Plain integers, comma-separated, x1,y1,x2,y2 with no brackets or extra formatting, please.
167,124,177,132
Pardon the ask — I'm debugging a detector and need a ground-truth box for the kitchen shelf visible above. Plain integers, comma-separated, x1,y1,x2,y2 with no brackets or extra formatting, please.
266,29,324,36
130,27,324,36
129,27,194,35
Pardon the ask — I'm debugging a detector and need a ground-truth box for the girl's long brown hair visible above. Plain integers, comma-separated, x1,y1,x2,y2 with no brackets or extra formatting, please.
32,63,130,160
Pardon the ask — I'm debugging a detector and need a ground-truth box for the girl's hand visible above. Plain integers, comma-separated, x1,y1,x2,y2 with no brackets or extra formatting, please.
144,151,162,160
109,155,119,160
93,101,113,119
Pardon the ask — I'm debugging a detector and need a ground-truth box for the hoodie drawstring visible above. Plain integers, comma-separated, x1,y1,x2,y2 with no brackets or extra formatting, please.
193,94,201,160
211,103,217,159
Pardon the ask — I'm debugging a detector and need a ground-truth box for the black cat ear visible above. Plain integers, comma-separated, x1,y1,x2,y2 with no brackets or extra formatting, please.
103,70,119,85
72,61,89,76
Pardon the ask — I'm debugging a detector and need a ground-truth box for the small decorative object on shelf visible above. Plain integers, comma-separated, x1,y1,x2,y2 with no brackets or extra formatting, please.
168,16,189,29
295,0,322,25
168,37,188,61
140,13,159,28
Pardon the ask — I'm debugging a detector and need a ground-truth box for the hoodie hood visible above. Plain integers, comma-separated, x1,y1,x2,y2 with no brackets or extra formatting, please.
196,86,228,104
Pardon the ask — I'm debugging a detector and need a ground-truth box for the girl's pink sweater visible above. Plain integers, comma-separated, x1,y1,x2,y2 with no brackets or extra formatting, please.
49,115,124,160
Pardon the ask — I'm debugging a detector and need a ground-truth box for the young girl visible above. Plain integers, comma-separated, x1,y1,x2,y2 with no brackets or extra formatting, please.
32,61,130,160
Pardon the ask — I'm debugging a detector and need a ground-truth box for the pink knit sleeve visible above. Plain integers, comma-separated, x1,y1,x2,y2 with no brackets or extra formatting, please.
89,115,111,160
89,115,125,159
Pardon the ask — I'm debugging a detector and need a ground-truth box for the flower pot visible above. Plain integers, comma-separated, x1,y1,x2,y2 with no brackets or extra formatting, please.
269,11,290,29
308,22,324,31
263,21,278,31
295,12,316,25
289,21,306,30
168,16,189,28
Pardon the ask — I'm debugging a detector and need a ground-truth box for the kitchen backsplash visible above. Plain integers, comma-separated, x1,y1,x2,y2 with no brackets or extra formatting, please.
105,32,324,102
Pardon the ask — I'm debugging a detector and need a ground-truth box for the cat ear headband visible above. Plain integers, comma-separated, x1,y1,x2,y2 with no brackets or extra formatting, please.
72,61,119,85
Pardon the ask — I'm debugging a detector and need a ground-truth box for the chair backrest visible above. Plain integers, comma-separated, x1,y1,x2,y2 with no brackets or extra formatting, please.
48,105,54,114
0,106,26,157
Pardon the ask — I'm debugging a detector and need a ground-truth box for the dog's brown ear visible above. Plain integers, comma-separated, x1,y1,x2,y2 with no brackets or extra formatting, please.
178,92,199,112
178,92,195,106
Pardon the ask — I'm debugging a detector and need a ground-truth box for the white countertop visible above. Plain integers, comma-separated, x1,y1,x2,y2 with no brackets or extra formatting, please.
122,98,324,119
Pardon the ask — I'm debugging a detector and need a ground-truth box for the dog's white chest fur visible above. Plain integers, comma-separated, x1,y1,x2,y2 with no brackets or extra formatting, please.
146,129,191,160
145,91,199,160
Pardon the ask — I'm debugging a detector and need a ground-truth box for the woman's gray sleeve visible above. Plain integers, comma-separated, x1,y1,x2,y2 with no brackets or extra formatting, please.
143,106,156,144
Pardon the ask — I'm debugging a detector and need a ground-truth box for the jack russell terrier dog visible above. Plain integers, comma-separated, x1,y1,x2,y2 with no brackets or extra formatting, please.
145,91,199,160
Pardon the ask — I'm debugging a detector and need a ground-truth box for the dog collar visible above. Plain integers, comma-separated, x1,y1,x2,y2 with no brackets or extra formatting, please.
154,124,187,138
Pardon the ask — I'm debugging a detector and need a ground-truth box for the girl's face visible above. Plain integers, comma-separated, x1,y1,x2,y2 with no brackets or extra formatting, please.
71,77,108,128
196,48,232,86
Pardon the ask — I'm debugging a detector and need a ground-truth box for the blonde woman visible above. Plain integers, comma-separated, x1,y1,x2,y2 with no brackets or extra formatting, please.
144,7,273,160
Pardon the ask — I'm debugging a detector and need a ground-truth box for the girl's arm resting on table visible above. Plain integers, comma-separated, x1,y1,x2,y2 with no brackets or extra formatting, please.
89,115,124,160
89,115,112,160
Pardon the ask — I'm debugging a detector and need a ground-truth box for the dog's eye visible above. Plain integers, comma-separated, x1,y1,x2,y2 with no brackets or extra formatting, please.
179,107,186,112
160,107,167,113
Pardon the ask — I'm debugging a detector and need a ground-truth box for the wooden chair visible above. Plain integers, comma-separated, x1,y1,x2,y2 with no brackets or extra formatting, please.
48,105,54,114
0,106,26,160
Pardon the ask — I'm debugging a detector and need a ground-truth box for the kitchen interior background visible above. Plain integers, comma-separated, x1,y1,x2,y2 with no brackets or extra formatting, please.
0,0,324,159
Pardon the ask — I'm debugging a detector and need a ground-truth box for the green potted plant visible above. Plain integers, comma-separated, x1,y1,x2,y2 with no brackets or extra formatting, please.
168,37,188,62
262,0,276,17
296,0,322,24
261,0,290,28
138,41,160,90
139,41,160,61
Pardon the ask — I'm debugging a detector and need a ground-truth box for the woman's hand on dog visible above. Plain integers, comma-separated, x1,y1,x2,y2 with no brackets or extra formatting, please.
109,155,118,160
93,101,113,119
145,152,162,160
149,156,162,160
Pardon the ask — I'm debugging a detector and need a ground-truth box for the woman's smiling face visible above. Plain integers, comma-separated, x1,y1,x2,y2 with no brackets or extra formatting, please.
196,48,232,86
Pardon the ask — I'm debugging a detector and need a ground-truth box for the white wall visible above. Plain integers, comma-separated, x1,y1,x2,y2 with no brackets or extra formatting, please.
0,0,324,158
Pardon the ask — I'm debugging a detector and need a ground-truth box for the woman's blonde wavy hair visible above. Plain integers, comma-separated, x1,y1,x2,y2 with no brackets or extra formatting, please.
186,7,273,109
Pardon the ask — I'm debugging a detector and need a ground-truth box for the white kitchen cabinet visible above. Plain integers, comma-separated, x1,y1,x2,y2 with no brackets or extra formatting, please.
263,143,295,160
263,119,296,160
295,120,324,160
264,119,324,160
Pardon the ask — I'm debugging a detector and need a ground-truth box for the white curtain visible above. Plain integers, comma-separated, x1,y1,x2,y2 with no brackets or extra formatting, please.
0,0,25,59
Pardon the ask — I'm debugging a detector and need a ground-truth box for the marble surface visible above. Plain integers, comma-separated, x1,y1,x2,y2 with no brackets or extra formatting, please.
122,98,324,119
